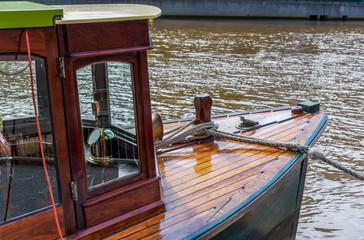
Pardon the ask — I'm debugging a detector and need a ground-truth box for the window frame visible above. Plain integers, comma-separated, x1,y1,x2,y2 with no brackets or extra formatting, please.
75,59,144,194
65,51,155,199
0,53,61,223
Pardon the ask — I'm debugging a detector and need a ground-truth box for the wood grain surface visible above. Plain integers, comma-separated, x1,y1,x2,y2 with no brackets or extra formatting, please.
102,109,326,240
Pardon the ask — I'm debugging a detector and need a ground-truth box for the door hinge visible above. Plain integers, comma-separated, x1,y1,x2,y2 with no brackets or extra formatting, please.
59,57,65,79
71,181,78,201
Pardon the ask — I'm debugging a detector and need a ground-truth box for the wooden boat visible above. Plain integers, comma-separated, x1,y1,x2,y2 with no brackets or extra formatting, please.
0,2,327,240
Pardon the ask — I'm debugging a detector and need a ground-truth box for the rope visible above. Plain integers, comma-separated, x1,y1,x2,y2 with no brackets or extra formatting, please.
155,121,216,149
308,149,364,181
163,119,196,138
156,120,364,181
204,128,309,153
26,29,64,240
3,162,13,221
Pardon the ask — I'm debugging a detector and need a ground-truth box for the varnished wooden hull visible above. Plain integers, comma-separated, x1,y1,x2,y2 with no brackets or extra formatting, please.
105,107,328,240
206,153,308,240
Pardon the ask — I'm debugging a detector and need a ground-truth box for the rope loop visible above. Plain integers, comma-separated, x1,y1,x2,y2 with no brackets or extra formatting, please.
155,121,216,149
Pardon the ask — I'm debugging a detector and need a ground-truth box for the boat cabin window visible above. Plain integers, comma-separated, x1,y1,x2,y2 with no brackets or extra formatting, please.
76,62,140,191
0,54,60,224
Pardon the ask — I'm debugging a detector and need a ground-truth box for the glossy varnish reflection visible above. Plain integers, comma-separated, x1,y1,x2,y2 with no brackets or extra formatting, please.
105,108,327,239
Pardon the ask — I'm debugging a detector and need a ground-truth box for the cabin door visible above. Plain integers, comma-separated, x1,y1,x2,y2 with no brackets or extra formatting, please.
0,50,75,237
63,53,152,230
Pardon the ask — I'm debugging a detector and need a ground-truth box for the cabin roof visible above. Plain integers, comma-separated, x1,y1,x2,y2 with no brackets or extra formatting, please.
0,1,63,29
0,2,161,29
55,4,162,25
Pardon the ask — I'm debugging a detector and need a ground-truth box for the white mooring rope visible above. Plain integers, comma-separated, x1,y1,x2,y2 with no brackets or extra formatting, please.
155,121,364,181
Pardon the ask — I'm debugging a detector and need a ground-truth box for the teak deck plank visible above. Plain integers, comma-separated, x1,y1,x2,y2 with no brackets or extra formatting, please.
161,122,306,187
162,148,273,189
163,150,281,198
159,113,310,173
166,163,267,210
104,110,325,240
109,193,232,240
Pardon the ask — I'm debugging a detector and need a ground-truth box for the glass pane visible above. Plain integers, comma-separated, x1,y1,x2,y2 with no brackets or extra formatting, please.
0,54,59,224
76,62,140,191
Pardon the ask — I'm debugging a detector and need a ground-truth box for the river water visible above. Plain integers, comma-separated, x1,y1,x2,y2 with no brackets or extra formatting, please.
148,19,364,239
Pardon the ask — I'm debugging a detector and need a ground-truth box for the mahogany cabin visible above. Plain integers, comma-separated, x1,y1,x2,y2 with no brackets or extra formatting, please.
0,2,329,240
0,2,164,239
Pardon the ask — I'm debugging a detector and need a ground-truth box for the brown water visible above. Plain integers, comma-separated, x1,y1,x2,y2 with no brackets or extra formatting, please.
148,19,364,239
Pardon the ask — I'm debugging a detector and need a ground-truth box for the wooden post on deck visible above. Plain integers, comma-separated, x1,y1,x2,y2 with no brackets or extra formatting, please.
194,94,212,124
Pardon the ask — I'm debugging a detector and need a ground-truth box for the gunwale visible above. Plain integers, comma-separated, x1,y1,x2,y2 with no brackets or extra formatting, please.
104,108,328,240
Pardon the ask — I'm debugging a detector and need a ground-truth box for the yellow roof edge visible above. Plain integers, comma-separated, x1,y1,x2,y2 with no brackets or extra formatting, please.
54,4,162,25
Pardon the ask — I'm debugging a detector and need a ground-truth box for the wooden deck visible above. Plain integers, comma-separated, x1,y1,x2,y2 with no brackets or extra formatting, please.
104,108,327,240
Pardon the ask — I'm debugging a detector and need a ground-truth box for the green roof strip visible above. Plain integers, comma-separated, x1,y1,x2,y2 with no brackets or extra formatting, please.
0,1,63,29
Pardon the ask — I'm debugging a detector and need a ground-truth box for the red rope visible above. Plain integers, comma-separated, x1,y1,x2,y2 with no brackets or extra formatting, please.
25,29,64,240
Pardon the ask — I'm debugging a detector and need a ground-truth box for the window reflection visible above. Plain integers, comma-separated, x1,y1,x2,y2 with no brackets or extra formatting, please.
0,54,59,224
76,62,140,191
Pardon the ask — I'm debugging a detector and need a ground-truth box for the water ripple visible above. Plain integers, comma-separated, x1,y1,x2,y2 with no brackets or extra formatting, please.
149,19,364,239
